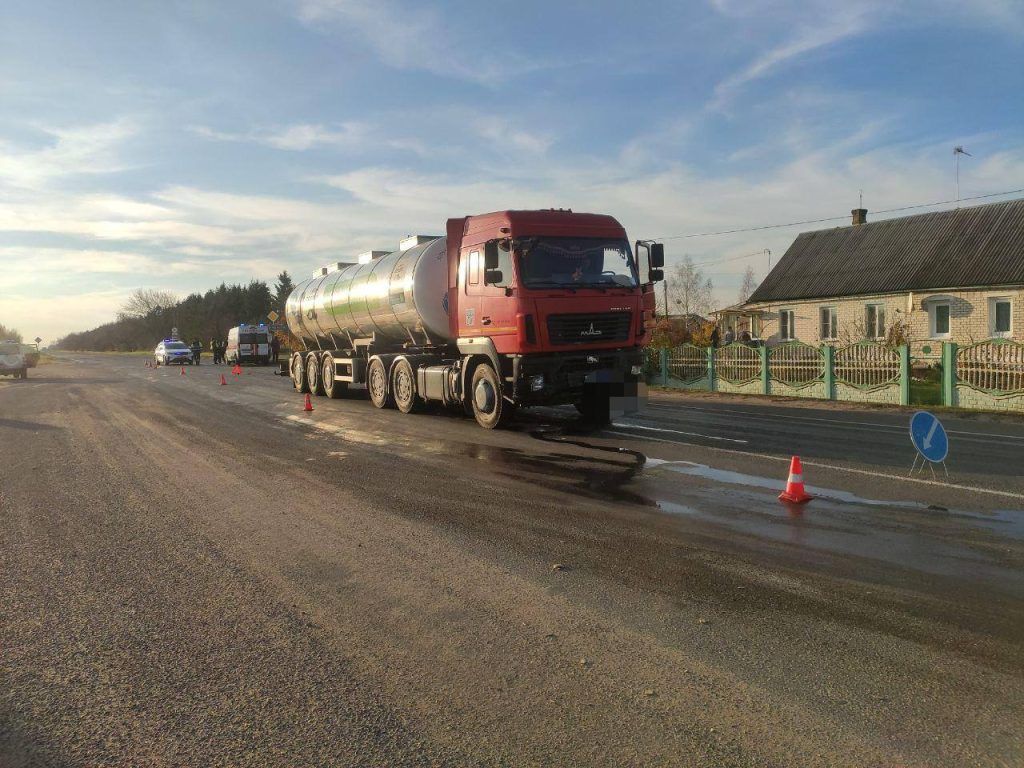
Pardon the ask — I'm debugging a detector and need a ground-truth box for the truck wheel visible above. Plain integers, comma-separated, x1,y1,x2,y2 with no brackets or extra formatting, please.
471,363,511,429
307,354,325,396
322,356,346,399
291,353,309,393
368,358,392,408
20,369,28,380
392,359,419,414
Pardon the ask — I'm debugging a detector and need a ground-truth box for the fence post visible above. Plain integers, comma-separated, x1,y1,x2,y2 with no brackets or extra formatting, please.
707,346,716,392
942,342,957,407
659,348,668,386
823,345,835,400
760,345,770,395
899,344,910,406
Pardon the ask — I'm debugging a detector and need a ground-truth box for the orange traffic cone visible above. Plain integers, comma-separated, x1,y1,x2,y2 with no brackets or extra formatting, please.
779,456,812,504
303,393,314,412
180,366,186,377
220,374,227,386
233,364,241,376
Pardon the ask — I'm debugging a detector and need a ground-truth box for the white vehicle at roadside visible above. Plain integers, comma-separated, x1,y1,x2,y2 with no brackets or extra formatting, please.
154,339,194,366
0,340,28,379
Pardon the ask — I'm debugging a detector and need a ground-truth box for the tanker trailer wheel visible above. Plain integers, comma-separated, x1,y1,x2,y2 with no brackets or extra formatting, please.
367,358,393,409
291,353,309,393
392,359,419,414
470,363,513,429
322,355,346,399
307,353,325,396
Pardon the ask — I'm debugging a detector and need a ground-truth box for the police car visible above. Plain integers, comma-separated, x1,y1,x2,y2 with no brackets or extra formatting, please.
154,339,194,366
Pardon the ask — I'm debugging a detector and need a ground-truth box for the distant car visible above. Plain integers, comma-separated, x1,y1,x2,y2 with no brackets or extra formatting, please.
0,340,28,379
154,339,194,366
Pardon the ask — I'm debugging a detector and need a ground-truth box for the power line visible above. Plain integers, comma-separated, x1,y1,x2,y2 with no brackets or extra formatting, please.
649,187,1024,242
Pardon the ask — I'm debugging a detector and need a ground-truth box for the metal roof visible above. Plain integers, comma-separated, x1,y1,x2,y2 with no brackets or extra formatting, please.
747,198,1024,304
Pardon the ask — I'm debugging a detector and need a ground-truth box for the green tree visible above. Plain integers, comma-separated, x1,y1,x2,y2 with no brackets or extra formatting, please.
274,271,295,316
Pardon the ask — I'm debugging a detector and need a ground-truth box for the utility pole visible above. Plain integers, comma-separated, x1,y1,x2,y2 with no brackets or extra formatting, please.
662,279,669,318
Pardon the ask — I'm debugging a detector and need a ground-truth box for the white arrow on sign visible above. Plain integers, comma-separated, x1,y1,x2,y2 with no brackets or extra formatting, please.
922,418,939,450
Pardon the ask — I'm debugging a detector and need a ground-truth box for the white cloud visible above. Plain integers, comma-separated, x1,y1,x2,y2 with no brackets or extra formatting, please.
292,0,539,84
191,122,373,151
0,119,138,189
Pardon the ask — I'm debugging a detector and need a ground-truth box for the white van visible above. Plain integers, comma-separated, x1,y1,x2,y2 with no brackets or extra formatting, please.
0,340,28,379
225,324,271,365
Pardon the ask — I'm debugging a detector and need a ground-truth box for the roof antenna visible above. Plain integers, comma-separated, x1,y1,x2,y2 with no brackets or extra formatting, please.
954,146,971,206
858,189,863,209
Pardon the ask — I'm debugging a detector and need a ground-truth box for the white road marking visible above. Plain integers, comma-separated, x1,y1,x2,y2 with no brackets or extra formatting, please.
646,402,1024,443
611,421,748,444
607,430,1024,501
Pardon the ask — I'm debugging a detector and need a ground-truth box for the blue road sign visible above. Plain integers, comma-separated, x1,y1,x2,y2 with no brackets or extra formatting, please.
909,411,949,463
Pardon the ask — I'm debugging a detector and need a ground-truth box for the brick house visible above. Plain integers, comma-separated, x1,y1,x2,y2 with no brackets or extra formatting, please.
740,198,1024,361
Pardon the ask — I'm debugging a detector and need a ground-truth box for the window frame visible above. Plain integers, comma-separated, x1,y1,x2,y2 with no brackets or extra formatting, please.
990,297,1012,338
818,305,838,341
864,302,886,340
779,308,796,341
929,301,951,339
468,250,480,287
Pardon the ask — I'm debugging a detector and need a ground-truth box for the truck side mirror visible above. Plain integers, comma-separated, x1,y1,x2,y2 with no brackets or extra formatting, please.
650,269,664,282
650,243,665,268
484,243,500,270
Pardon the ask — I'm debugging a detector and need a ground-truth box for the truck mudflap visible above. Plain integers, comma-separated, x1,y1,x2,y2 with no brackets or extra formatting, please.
510,350,646,413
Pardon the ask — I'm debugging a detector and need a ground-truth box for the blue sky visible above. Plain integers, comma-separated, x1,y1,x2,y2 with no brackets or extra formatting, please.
2,0,1023,343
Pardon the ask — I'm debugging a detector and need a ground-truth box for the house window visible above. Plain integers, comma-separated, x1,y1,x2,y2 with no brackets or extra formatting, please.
779,309,795,340
819,306,837,340
991,298,1012,337
930,302,951,338
750,315,761,337
865,303,885,339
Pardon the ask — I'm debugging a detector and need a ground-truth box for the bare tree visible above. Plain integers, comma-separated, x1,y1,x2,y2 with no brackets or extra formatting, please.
667,256,714,318
0,322,23,342
117,288,179,320
737,266,758,304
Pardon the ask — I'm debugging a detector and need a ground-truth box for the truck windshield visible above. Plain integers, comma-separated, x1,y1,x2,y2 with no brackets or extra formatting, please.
516,237,638,289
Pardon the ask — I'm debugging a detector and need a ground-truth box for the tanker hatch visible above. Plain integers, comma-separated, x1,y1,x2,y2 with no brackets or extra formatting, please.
357,250,389,264
399,235,441,251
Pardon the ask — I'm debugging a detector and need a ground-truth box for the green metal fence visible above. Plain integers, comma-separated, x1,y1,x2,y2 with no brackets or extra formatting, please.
646,338,1024,412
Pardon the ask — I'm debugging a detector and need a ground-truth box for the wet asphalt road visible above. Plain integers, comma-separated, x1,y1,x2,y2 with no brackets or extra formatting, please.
1,354,1022,767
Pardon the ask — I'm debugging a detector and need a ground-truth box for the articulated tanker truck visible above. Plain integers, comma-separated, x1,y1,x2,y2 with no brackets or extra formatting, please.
285,209,664,428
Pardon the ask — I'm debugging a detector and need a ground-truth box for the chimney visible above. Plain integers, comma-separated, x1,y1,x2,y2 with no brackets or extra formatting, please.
851,208,868,226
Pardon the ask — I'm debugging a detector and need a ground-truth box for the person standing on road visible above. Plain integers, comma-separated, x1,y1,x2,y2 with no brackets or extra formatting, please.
723,328,735,345
710,325,720,348
210,338,218,365
190,339,202,365
271,334,281,364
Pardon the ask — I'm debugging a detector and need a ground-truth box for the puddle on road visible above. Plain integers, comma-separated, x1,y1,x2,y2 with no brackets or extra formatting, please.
646,459,925,509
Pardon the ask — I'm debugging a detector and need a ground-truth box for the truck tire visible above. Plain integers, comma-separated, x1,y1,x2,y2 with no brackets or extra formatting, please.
392,358,419,414
471,363,512,429
291,353,309,393
19,369,27,380
368,358,393,409
322,356,346,399
307,353,325,396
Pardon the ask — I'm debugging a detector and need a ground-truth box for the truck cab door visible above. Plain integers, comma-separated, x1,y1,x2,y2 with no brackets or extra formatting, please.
463,241,516,352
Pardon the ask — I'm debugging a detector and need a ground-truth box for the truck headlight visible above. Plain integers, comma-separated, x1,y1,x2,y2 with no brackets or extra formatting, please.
529,374,545,391
630,364,643,376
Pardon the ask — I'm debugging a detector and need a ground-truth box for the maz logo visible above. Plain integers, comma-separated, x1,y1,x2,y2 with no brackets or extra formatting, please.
580,323,603,336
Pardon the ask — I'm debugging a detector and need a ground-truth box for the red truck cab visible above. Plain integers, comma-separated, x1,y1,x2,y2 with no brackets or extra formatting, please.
445,209,660,419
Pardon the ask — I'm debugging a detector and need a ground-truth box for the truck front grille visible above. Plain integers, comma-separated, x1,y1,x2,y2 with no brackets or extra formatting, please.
546,312,632,344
